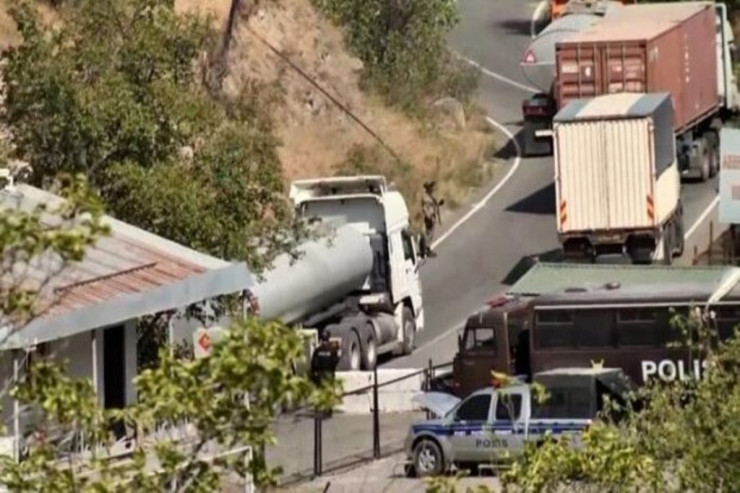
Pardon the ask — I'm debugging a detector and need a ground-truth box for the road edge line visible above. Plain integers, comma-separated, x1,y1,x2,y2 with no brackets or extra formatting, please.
457,55,539,94
685,194,720,238
431,117,522,249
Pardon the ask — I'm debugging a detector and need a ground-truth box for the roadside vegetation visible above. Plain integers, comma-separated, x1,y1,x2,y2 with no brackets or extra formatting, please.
430,309,740,492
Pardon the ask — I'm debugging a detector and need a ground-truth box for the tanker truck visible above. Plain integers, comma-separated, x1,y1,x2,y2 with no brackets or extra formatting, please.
233,175,424,372
520,1,739,168
521,0,625,155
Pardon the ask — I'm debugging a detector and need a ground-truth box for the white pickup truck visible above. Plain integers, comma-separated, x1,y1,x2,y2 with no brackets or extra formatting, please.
405,367,632,477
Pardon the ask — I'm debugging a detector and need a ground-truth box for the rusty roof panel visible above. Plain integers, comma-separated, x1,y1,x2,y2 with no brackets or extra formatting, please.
1,184,227,324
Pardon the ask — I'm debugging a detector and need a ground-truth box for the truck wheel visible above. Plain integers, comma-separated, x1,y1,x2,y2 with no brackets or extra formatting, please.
706,132,719,178
674,207,685,257
413,439,444,477
662,223,674,265
338,330,361,371
361,327,377,371
402,307,415,356
698,139,710,182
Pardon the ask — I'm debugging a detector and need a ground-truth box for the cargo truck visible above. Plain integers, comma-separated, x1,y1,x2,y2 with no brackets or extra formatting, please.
521,1,740,177
228,175,424,372
553,92,683,263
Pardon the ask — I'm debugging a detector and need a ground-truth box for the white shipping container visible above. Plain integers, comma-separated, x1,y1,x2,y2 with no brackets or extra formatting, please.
554,92,680,236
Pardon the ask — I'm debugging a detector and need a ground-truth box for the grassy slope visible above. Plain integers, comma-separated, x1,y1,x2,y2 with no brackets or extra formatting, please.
0,0,501,226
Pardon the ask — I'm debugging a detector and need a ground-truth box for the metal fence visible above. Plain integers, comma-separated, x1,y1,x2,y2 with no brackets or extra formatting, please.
268,359,453,486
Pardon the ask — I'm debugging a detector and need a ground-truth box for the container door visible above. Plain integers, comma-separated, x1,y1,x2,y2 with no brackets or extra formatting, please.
556,117,654,233
556,45,601,109
601,43,647,96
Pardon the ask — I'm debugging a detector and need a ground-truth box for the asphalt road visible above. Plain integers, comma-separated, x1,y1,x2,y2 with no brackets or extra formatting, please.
383,0,721,369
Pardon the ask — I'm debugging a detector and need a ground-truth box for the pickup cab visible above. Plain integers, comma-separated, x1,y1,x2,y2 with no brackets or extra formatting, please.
405,367,632,477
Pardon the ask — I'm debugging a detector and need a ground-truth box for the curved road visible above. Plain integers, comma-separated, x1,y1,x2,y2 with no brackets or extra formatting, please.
384,0,721,368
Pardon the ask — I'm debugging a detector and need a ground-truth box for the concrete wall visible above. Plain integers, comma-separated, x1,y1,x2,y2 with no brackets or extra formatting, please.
336,369,426,414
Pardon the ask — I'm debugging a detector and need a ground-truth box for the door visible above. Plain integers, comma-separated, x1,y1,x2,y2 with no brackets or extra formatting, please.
448,393,493,462
103,325,126,438
401,228,422,315
491,391,527,458
388,230,409,304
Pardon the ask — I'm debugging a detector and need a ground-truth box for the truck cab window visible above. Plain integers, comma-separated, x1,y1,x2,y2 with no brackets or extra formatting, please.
464,327,496,350
495,393,523,421
401,229,416,262
455,394,492,422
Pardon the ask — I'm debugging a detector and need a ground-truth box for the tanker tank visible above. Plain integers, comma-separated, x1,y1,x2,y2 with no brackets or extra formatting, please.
250,224,374,325
521,1,623,93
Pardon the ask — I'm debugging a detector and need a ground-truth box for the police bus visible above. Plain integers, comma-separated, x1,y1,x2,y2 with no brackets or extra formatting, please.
446,264,740,398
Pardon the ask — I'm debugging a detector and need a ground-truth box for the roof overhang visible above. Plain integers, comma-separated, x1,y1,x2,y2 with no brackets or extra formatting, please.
1,262,253,350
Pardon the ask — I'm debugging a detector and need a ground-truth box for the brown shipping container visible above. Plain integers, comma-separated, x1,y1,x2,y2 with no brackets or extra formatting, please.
555,2,718,133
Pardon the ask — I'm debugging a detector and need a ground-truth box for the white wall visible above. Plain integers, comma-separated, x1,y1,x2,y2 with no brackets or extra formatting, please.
337,369,426,414
0,319,139,459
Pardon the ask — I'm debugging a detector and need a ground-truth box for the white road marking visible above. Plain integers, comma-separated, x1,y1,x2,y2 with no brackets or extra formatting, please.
531,0,549,38
685,194,720,238
458,55,539,94
431,117,522,248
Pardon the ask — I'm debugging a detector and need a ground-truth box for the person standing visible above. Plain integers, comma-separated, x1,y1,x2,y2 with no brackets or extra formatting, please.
421,181,444,258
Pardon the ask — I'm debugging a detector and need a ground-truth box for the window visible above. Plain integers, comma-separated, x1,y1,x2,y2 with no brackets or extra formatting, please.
617,308,664,347
455,394,492,422
464,327,496,351
401,230,415,262
535,309,612,349
495,393,523,421
531,387,593,419
714,307,740,341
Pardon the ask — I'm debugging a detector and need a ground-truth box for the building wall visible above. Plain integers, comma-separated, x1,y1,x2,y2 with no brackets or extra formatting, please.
0,319,138,459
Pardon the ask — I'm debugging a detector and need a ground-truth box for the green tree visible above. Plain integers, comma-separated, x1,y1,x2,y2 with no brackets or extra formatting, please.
313,0,478,114
496,309,740,492
1,0,307,272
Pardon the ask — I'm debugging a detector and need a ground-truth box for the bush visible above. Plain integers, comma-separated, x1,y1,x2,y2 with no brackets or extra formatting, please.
313,0,478,115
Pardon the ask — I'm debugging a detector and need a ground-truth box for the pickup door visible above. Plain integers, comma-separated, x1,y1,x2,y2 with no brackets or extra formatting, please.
448,389,529,463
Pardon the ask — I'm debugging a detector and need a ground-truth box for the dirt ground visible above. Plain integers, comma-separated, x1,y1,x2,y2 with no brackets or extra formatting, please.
0,0,501,224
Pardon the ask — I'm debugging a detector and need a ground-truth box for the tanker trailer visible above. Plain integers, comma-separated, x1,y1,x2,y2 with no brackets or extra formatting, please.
249,175,425,371
520,0,623,156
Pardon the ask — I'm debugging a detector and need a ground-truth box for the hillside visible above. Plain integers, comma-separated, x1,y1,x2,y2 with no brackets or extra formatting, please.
0,0,500,226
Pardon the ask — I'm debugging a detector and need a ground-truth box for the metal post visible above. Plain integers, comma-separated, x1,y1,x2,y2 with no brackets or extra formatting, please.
12,350,20,462
241,291,254,493
709,221,715,264
426,358,433,420
372,364,380,459
313,412,323,476
693,245,699,265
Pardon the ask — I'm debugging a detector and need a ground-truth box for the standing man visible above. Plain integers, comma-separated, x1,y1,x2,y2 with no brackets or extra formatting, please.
311,331,340,418
421,181,444,258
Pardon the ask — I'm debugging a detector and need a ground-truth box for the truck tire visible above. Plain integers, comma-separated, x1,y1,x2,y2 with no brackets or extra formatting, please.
662,221,674,265
360,325,377,371
402,307,415,356
674,205,685,257
698,139,710,182
413,439,444,477
338,330,361,371
705,132,719,178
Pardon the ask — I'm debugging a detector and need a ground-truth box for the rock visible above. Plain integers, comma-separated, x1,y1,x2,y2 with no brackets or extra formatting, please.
178,146,194,161
432,97,466,130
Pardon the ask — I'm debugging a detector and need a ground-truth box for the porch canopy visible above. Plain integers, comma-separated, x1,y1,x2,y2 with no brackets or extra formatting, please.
0,184,253,351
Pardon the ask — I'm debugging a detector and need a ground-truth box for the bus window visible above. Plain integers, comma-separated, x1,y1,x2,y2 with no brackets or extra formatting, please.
535,309,612,349
535,310,574,349
572,310,613,348
617,308,662,347
464,327,496,350
713,306,740,341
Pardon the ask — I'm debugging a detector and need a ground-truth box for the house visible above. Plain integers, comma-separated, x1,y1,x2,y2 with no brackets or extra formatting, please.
0,183,253,460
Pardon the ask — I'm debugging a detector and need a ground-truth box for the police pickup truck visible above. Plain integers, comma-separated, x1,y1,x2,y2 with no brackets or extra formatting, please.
404,367,633,477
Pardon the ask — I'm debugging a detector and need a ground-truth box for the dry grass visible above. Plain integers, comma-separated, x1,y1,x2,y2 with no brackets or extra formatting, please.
0,0,502,225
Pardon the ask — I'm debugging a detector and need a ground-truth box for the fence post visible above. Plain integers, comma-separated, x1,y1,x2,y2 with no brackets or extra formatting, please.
426,358,433,420
693,245,699,265
313,411,323,477
372,364,380,460
709,221,714,264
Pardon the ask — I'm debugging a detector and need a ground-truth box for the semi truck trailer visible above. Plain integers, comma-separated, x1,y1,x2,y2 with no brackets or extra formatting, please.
247,175,424,371
521,1,739,177
553,92,683,263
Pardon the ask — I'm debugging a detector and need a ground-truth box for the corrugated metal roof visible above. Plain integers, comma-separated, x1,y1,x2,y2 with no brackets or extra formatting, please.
508,262,734,297
0,184,253,349
555,93,670,121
